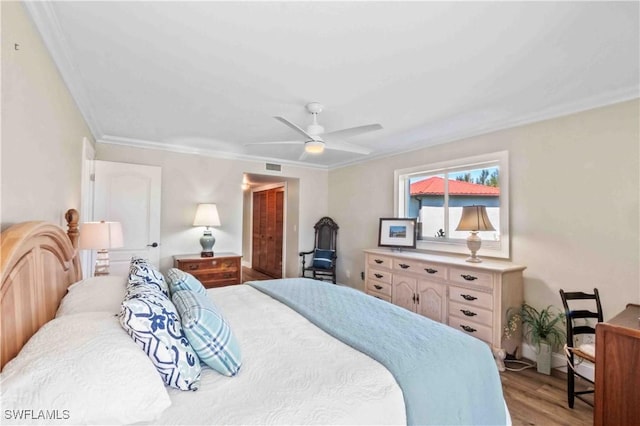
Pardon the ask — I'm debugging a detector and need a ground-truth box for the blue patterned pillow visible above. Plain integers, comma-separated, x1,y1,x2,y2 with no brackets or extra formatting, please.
172,290,242,377
166,268,206,296
312,249,335,269
119,288,201,390
128,257,169,297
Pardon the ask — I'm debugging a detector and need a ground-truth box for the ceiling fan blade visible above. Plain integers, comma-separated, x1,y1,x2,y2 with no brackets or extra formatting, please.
324,140,372,155
274,116,317,140
244,140,304,146
323,123,383,140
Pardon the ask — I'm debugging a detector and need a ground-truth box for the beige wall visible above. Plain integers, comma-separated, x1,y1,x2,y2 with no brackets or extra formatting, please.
1,2,93,229
96,144,328,273
330,100,640,320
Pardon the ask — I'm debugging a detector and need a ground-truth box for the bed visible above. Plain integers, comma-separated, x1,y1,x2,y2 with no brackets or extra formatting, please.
0,210,510,425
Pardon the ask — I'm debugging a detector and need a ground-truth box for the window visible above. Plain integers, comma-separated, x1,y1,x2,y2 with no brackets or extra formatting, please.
394,151,509,259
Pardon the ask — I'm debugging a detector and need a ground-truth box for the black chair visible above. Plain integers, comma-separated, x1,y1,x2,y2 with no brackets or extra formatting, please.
559,288,603,408
299,217,339,283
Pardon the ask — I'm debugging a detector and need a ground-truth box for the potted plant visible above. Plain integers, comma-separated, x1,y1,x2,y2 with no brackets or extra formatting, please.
519,303,566,375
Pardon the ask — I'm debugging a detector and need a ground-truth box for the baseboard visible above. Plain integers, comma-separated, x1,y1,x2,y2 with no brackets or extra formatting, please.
520,343,594,381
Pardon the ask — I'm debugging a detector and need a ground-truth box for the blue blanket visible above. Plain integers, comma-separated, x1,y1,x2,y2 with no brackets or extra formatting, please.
248,278,506,425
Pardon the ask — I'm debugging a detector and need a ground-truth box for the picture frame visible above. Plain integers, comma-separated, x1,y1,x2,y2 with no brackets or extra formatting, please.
378,218,417,249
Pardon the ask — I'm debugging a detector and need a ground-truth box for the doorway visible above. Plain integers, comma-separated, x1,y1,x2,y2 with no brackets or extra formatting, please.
242,173,300,279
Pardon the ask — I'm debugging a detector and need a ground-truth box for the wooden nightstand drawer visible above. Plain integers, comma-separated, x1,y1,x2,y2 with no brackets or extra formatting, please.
173,253,242,288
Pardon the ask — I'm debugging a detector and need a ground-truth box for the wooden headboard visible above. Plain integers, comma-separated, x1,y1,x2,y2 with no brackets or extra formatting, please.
0,209,81,369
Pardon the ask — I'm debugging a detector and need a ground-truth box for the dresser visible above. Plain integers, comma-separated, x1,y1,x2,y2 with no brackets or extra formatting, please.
364,248,526,370
594,304,640,426
173,253,242,288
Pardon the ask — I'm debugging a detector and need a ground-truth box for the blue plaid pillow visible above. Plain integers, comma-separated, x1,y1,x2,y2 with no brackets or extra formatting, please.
172,290,242,377
119,288,201,390
312,249,335,269
166,268,206,296
129,257,169,297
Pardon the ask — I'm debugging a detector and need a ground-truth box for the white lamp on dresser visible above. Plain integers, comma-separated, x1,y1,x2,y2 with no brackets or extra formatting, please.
455,205,495,263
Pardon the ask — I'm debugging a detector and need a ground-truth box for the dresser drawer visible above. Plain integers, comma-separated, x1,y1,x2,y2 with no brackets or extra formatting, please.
449,268,493,289
449,315,492,344
392,258,422,273
368,254,392,269
367,290,391,303
449,300,493,327
416,262,447,280
366,279,392,297
368,268,392,284
449,286,493,310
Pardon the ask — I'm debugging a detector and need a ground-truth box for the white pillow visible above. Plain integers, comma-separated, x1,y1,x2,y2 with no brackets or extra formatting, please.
0,312,171,425
56,275,127,317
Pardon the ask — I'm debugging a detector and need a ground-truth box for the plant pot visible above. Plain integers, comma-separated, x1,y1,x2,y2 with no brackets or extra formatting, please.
536,340,552,375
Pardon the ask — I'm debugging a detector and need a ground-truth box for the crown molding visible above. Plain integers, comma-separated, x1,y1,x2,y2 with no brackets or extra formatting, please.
98,135,330,170
23,1,102,138
331,90,639,170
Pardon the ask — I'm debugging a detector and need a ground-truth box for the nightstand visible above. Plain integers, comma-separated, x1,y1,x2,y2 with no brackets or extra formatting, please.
173,253,242,288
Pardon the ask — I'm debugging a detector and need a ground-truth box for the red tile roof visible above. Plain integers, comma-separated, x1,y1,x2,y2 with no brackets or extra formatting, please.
410,176,500,196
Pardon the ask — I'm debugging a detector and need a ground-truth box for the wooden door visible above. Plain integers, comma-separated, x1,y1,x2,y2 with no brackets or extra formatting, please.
252,187,283,278
93,160,162,276
416,280,447,322
392,275,417,312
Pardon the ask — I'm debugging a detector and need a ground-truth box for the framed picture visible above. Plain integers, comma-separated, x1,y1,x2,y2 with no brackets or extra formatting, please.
378,218,417,249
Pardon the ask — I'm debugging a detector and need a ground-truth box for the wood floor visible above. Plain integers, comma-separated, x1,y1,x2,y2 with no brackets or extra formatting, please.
241,267,594,425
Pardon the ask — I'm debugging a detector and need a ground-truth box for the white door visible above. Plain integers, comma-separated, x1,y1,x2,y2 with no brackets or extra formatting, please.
93,160,162,276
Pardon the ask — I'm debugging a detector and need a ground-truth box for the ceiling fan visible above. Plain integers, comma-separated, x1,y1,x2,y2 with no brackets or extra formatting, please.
246,102,382,160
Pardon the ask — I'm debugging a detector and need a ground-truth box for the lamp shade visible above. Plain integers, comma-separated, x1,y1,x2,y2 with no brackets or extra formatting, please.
193,204,221,227
455,205,495,232
79,221,124,249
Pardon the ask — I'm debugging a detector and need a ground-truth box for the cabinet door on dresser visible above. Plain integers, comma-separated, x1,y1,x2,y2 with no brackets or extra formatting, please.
392,275,417,312
416,280,447,323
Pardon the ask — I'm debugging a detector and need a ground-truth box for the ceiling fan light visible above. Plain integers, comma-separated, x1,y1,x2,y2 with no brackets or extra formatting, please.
305,140,325,154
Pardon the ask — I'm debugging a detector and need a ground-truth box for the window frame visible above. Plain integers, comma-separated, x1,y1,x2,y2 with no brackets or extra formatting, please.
394,151,510,259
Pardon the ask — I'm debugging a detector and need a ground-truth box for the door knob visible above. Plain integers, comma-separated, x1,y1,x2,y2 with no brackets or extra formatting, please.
147,242,159,248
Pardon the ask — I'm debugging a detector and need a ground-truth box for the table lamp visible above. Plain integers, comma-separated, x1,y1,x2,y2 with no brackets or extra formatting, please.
193,203,221,257
455,205,495,263
79,221,124,275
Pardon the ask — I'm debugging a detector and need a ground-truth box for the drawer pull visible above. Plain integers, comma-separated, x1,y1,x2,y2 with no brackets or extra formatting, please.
223,273,232,278
374,259,383,264
460,325,477,333
460,309,477,317
424,268,438,274
399,263,410,269
374,284,383,290
188,264,199,270
461,274,478,281
460,294,477,301
374,273,384,279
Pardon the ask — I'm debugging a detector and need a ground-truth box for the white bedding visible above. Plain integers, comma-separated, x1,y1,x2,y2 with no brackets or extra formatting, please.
150,285,406,425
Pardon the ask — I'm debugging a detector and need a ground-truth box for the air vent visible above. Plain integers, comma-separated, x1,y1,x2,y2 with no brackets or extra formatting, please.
265,163,282,172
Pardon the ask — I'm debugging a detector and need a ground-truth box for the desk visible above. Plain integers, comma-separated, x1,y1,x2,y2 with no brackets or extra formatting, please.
594,304,640,426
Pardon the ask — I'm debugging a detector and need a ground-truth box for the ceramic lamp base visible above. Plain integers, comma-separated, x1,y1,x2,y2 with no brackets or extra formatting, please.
465,231,483,263
94,249,111,276
200,228,216,257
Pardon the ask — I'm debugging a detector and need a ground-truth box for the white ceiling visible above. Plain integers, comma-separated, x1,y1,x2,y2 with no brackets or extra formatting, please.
26,1,639,169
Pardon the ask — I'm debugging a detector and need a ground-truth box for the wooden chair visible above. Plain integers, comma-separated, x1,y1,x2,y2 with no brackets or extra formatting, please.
559,288,603,408
299,217,339,283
